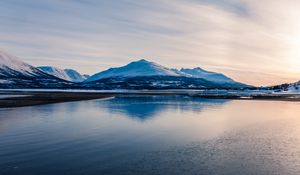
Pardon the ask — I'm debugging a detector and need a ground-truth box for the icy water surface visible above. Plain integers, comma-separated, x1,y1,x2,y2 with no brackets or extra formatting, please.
1,95,300,175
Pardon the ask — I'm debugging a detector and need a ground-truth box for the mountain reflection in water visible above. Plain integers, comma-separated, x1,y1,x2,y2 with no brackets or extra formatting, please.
97,95,228,121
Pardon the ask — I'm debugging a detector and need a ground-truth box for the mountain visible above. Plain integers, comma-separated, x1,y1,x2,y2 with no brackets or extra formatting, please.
84,59,248,89
86,59,181,82
0,50,42,78
0,50,71,88
180,67,235,84
37,66,88,82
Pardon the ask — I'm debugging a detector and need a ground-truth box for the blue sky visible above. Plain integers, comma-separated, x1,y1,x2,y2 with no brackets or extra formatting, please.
1,0,300,85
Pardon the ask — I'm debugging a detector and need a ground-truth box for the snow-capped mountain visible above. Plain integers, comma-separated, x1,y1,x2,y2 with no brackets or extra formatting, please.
86,59,239,83
0,50,71,88
64,69,87,82
38,66,88,82
84,59,247,89
86,59,181,82
0,50,42,78
180,67,235,84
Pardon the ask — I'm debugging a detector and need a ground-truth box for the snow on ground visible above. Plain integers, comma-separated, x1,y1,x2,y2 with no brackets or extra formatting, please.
0,79,13,84
273,86,300,94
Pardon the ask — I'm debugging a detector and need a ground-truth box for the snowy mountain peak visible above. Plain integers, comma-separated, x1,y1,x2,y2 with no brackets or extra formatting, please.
0,50,51,79
136,59,149,63
86,59,180,82
194,67,209,72
0,50,36,75
126,59,163,68
37,66,88,82
126,59,153,67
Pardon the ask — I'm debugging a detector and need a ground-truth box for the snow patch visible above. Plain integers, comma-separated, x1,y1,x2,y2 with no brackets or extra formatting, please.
0,79,13,84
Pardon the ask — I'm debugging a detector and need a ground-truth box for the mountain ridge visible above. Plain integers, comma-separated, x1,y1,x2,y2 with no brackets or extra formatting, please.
38,66,88,82
86,59,242,86
86,59,181,82
0,50,250,89
0,50,71,88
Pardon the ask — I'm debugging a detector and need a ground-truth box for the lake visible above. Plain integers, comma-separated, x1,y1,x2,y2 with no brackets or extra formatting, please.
1,95,300,175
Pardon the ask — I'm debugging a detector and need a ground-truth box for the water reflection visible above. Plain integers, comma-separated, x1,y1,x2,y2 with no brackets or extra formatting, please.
2,96,300,174
97,95,228,121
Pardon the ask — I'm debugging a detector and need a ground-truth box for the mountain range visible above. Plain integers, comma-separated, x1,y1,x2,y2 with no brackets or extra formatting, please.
85,59,236,84
37,66,89,82
86,59,180,82
0,50,250,89
82,59,246,89
0,50,72,88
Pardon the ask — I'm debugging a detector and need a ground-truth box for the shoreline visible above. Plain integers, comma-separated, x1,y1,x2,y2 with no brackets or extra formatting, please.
0,92,115,108
1,90,300,108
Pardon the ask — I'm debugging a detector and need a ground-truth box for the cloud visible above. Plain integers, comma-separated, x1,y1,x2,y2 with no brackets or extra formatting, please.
0,0,300,85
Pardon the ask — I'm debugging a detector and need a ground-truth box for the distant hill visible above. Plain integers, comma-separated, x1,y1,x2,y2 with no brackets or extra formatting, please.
0,50,71,88
38,66,88,82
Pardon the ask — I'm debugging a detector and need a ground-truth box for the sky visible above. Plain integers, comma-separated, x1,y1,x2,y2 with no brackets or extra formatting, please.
1,0,300,86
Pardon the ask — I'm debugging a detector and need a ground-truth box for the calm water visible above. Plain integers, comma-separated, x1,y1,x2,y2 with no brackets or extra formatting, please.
1,95,300,175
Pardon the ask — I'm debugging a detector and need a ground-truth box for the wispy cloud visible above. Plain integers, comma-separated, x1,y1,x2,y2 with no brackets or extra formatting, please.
1,0,300,85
